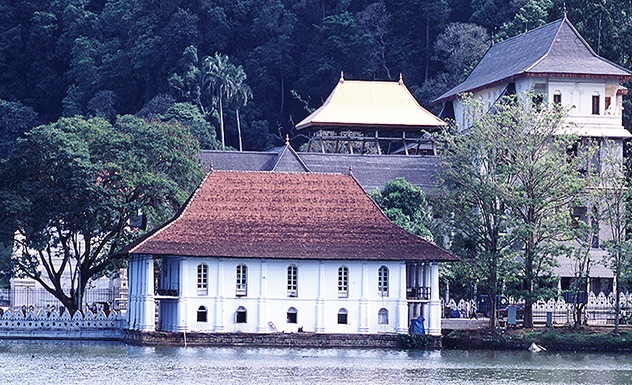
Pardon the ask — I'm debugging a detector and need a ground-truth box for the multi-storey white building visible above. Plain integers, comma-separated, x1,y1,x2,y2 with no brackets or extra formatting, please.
435,15,632,295
121,169,457,335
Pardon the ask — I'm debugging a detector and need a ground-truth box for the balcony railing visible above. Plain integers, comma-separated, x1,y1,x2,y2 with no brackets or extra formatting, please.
155,288,179,297
407,286,431,300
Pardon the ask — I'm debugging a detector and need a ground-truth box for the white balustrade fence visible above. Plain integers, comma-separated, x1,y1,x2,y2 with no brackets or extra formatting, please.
444,291,632,326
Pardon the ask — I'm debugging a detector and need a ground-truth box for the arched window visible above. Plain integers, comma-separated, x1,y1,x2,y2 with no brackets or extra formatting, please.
197,264,208,295
378,266,389,297
338,266,349,298
197,306,208,322
287,264,298,297
553,90,562,105
236,306,247,323
337,308,348,324
236,264,247,296
378,308,389,325
287,307,298,324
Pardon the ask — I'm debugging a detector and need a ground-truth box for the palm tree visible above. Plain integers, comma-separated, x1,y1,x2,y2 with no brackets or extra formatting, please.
231,65,253,152
202,52,236,150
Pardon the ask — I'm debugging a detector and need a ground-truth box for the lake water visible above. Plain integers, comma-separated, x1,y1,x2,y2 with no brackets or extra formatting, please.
1,340,631,384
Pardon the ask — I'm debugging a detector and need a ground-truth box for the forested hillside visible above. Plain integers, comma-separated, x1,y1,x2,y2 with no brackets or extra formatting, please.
1,0,632,154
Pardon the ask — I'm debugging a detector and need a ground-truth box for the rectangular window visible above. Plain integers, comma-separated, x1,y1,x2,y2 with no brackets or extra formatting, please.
236,264,247,296
287,265,298,297
553,93,561,105
338,266,349,298
592,95,600,115
197,264,208,295
378,266,389,297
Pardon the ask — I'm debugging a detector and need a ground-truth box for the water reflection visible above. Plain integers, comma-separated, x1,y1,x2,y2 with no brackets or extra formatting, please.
0,340,630,384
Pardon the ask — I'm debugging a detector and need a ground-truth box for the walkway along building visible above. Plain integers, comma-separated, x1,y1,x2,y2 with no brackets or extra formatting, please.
119,169,457,335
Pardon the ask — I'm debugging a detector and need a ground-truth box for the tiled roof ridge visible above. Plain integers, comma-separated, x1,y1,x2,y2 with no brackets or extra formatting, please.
212,169,348,176
129,171,214,254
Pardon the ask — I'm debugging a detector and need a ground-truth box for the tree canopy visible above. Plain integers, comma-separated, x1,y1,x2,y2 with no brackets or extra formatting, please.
5,1,630,153
0,115,204,313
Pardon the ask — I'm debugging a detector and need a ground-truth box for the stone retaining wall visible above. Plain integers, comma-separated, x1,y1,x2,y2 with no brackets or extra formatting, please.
123,330,441,349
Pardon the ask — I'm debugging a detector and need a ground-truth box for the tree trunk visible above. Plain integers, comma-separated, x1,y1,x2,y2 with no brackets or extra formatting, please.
424,14,429,83
219,95,225,150
236,109,243,152
523,299,533,328
614,261,621,334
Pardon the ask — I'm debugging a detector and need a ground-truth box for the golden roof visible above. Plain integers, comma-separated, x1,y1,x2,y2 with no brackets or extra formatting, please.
296,74,446,130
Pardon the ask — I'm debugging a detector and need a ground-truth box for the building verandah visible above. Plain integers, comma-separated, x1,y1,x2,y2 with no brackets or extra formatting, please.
127,254,443,336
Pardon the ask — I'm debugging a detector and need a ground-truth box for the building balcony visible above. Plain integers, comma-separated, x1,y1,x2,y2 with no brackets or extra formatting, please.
407,286,431,301
155,288,179,298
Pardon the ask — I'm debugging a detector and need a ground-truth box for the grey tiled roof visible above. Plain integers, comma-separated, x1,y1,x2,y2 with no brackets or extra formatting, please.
299,153,438,192
435,17,632,103
198,148,438,192
271,145,311,172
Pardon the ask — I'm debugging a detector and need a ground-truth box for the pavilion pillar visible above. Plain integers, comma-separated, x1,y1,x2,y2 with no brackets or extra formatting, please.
398,262,409,333
315,261,325,332
428,262,442,336
137,254,155,332
422,262,431,332
176,257,188,332
257,259,268,332
214,258,225,332
358,262,368,332
127,256,137,330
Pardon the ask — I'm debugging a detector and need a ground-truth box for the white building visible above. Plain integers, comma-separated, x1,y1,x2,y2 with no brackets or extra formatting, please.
434,15,632,295
120,169,457,335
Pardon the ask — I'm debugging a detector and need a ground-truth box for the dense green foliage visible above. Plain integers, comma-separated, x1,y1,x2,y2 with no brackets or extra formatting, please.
3,0,631,154
0,116,204,312
370,177,434,241
436,93,594,328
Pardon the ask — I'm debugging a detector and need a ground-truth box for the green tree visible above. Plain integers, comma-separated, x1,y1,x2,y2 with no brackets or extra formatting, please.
0,99,39,160
370,178,434,241
162,102,221,150
494,93,589,328
202,52,250,150
434,96,514,328
438,93,592,328
0,115,204,313
599,140,632,334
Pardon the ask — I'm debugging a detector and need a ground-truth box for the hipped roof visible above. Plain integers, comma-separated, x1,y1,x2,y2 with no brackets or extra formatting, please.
435,16,632,103
296,76,446,130
123,171,457,262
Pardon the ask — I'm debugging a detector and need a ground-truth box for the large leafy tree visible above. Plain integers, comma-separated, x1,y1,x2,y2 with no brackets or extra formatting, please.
599,140,632,334
438,93,592,328
434,96,514,329
493,94,589,328
0,116,204,313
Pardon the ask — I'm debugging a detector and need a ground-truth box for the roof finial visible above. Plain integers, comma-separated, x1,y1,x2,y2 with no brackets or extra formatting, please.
285,134,290,145
348,165,353,175
563,2,567,18
210,160,214,172
398,73,403,85
339,71,344,83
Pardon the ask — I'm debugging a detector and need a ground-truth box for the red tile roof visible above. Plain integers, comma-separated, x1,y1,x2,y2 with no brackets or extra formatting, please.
126,171,457,262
